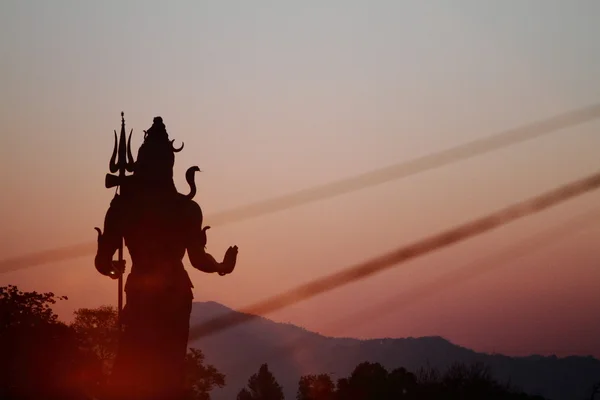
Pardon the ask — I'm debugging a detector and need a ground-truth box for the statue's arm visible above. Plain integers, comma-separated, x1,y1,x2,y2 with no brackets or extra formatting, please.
187,202,237,274
94,196,123,277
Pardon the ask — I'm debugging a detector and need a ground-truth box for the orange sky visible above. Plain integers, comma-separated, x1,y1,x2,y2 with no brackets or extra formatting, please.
1,1,600,358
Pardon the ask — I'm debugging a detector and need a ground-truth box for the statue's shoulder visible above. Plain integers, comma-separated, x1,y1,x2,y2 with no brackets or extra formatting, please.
176,193,203,219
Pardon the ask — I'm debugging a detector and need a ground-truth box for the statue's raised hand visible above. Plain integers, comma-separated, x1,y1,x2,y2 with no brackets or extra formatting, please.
218,246,238,276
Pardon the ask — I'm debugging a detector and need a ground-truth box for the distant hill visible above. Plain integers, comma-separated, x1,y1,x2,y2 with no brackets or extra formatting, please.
188,301,600,400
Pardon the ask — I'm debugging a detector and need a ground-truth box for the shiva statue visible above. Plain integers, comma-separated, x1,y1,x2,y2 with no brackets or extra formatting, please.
95,115,238,399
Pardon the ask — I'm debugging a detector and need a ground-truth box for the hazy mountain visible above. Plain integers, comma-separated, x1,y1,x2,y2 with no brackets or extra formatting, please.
189,302,600,400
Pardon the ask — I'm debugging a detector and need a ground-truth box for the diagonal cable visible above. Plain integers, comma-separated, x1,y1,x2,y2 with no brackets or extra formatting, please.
188,170,600,340
222,207,600,375
325,207,600,334
208,103,600,226
2,103,600,273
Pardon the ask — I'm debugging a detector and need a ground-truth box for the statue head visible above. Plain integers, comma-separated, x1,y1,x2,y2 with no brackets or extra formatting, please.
134,117,184,186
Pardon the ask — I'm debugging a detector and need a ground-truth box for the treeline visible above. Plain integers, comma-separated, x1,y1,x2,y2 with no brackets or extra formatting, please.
0,285,579,399
0,285,225,400
237,362,547,400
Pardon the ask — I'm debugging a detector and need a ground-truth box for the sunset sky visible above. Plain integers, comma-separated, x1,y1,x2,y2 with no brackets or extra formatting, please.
2,1,600,358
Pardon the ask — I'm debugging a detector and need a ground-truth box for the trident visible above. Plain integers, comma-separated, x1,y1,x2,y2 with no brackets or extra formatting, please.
105,111,135,330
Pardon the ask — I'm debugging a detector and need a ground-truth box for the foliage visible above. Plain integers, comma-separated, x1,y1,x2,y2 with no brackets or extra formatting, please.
183,348,226,400
335,362,418,400
292,361,547,400
237,388,254,400
1,283,555,400
1,285,228,400
0,284,67,329
0,285,102,400
70,305,227,399
237,363,285,400
591,381,600,400
72,305,119,374
297,374,336,400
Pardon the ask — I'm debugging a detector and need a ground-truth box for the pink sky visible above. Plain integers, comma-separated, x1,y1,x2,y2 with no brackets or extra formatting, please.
1,1,600,358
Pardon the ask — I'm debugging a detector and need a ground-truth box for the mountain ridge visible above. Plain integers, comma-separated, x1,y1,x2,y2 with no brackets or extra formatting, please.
188,301,600,400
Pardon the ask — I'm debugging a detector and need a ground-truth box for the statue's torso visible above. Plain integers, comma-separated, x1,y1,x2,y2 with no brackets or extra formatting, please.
118,190,196,293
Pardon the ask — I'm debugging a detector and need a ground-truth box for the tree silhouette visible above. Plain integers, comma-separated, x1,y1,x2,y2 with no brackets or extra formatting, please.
71,305,119,374
441,362,500,396
414,365,443,398
297,373,335,400
69,304,227,398
590,381,600,400
1,289,229,400
0,285,103,400
336,361,394,400
1,283,555,400
183,348,226,400
415,362,548,400
0,284,67,329
388,367,418,399
331,360,546,400
237,388,254,400
237,363,285,400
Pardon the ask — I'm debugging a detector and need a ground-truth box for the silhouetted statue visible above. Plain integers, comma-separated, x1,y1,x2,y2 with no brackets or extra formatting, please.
94,114,238,400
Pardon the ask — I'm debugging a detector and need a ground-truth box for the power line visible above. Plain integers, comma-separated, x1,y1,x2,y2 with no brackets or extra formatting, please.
0,243,97,275
221,207,600,376
2,103,600,274
188,170,600,340
207,103,600,226
325,207,600,335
